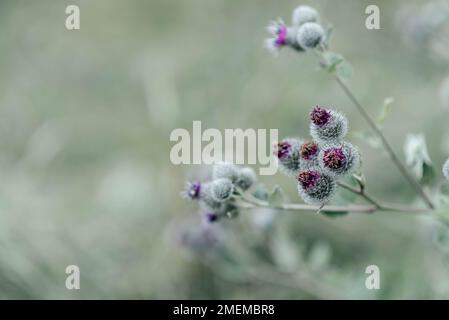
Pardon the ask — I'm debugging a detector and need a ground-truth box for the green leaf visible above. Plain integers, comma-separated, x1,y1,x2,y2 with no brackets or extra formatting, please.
322,51,343,73
321,51,352,82
251,184,269,201
268,185,284,208
352,131,382,150
321,210,348,218
335,59,353,82
403,133,436,185
376,97,395,127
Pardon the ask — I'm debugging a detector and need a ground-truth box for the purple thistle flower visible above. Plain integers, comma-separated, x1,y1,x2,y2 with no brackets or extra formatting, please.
183,181,201,200
274,140,292,160
297,170,321,190
323,147,346,169
310,106,331,127
265,19,292,53
204,212,219,224
300,141,319,160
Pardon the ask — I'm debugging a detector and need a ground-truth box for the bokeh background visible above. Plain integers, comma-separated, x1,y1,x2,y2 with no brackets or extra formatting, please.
1,0,449,299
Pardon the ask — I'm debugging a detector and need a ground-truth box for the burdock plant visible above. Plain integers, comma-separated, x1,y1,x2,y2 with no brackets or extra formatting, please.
182,4,449,226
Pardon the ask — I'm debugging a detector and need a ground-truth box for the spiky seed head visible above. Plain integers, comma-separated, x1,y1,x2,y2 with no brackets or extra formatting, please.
309,106,348,144
318,142,360,177
212,161,240,183
211,178,234,201
236,167,257,190
297,169,337,205
292,5,320,27
182,181,201,200
443,157,449,180
199,182,223,210
296,22,325,49
273,138,302,175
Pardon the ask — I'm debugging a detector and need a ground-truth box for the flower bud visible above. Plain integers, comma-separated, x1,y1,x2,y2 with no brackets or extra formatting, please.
236,167,257,190
182,181,201,200
443,157,449,180
296,22,325,49
211,178,234,201
318,142,360,177
203,212,219,224
299,141,320,169
212,162,240,183
292,5,320,27
309,106,348,143
265,19,304,54
273,138,302,175
199,182,222,210
297,169,336,205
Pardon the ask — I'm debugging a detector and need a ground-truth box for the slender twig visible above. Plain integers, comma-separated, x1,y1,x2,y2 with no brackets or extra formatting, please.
234,185,429,215
337,181,430,213
313,49,434,209
235,191,377,214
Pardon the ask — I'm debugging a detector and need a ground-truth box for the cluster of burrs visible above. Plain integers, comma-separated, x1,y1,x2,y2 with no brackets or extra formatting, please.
274,106,360,206
183,163,257,223
265,5,326,54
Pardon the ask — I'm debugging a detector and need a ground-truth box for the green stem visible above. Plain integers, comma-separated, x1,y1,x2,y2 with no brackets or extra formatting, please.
313,49,434,209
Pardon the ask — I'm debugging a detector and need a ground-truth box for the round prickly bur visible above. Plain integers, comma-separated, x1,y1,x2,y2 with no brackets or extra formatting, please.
292,5,320,27
296,22,325,49
443,158,449,181
299,141,320,169
297,169,336,205
318,142,360,177
183,181,202,200
211,178,234,201
212,162,240,183
236,167,257,191
309,106,348,143
273,138,302,175
199,182,223,210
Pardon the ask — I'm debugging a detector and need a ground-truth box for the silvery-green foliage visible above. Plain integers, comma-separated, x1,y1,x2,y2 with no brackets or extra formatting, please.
404,133,434,183
318,141,360,178
211,178,234,201
292,5,320,27
443,158,449,181
236,167,257,190
310,109,348,144
212,162,240,183
296,22,325,49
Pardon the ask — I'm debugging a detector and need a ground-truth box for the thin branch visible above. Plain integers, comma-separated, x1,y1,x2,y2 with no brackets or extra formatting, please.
235,191,376,214
337,181,430,213
313,49,434,209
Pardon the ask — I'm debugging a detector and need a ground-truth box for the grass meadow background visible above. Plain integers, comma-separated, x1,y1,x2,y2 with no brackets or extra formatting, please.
0,0,449,298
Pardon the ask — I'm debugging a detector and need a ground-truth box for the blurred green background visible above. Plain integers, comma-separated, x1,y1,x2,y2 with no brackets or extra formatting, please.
1,0,449,299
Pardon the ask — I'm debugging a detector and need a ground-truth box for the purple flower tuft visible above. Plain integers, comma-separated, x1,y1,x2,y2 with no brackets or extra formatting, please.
274,141,292,160
323,147,346,169
300,142,319,160
297,170,321,190
275,25,288,47
310,106,331,127
184,181,201,200
204,212,219,223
